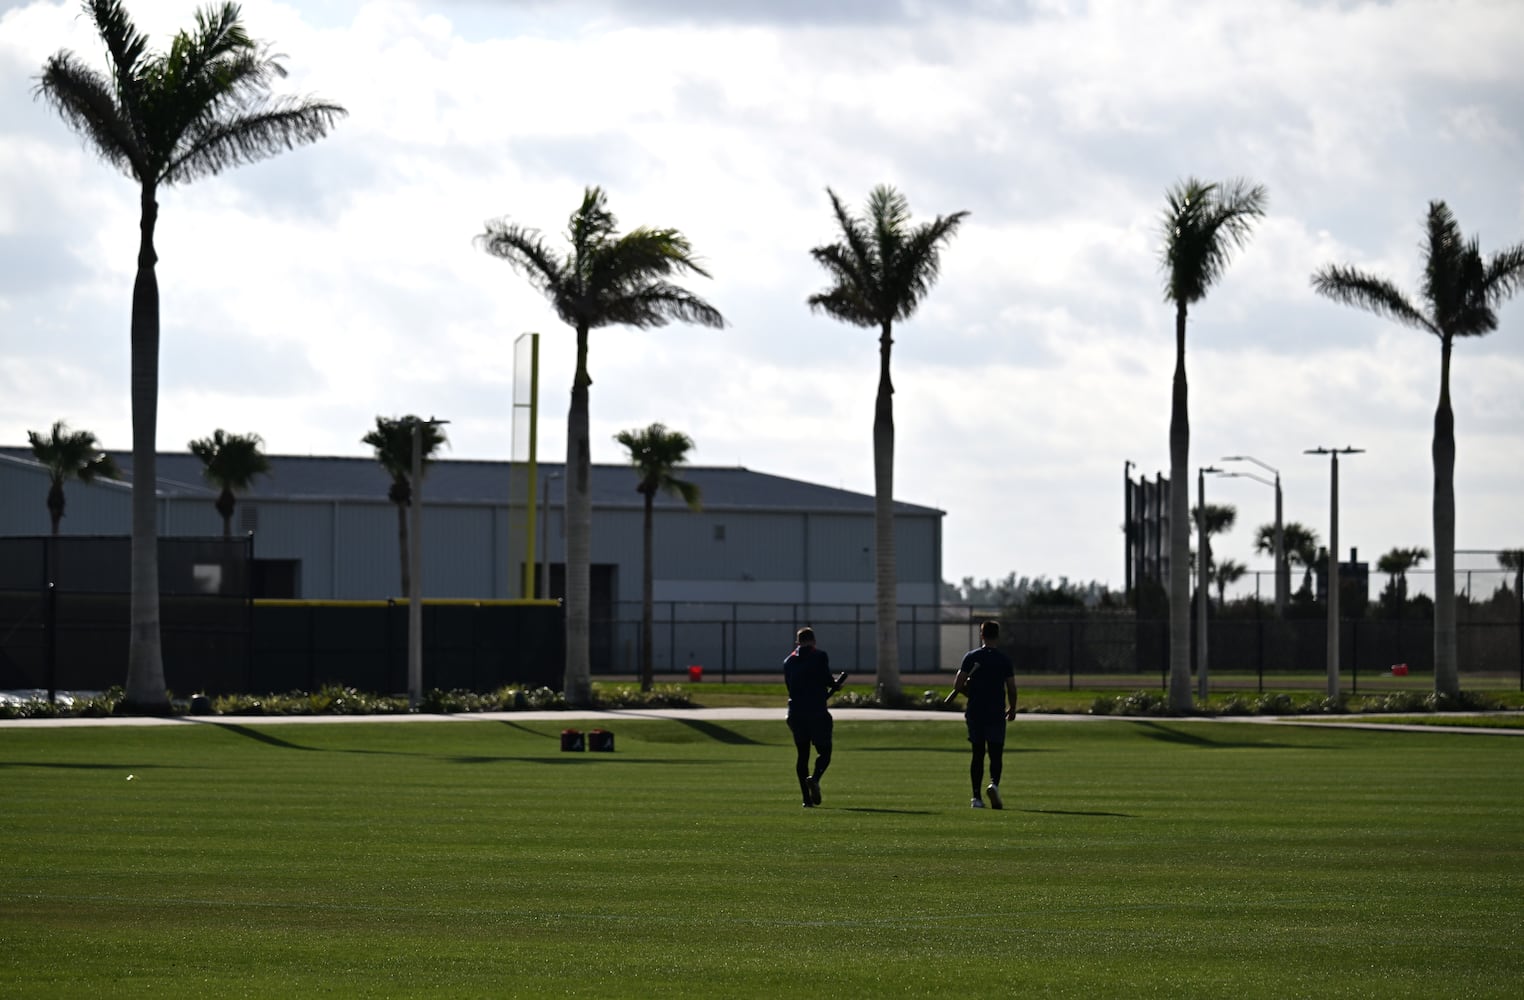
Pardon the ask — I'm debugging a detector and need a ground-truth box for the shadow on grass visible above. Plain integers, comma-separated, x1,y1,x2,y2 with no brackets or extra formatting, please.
197,721,322,751
193,720,414,756
670,717,769,745
1018,808,1136,818
450,755,714,766
0,761,172,771
855,746,1053,754
1129,721,1322,750
835,807,937,815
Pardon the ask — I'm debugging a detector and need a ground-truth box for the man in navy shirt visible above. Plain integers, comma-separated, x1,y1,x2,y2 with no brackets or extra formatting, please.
783,627,847,807
945,620,1017,809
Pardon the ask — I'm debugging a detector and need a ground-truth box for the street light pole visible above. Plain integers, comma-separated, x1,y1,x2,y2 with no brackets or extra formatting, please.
409,416,450,708
1197,464,1220,701
1306,446,1363,698
1222,455,1285,617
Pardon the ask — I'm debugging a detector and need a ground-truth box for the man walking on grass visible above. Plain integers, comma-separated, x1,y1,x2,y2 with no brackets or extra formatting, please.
946,620,1017,809
783,627,847,807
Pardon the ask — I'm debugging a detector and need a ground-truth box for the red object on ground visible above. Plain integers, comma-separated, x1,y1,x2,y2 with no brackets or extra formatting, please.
1391,664,1409,676
688,665,703,682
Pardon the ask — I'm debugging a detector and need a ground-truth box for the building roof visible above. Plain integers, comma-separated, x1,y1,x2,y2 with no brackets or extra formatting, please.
0,448,942,517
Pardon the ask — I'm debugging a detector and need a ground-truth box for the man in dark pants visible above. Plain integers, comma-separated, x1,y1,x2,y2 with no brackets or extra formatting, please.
945,620,1018,809
783,627,847,807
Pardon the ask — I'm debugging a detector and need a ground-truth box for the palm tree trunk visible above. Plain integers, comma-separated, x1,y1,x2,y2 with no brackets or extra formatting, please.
123,183,168,713
873,320,901,702
47,482,64,536
564,324,594,706
217,487,236,538
395,499,410,597
640,490,654,692
1433,335,1458,696
1168,302,1192,712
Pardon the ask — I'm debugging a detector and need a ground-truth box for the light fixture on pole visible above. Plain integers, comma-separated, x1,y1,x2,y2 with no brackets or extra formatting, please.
1221,455,1285,618
409,416,450,708
1305,446,1363,698
1197,464,1221,701
540,471,561,600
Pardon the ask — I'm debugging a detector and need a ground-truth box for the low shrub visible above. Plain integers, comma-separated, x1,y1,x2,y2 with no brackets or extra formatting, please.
592,684,690,709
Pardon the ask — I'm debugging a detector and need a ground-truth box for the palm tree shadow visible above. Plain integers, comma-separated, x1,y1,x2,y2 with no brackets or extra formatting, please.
194,720,321,751
670,717,769,746
1129,720,1320,750
1019,808,1136,818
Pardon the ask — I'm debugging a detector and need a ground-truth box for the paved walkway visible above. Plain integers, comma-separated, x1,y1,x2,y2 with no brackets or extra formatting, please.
2,706,1520,736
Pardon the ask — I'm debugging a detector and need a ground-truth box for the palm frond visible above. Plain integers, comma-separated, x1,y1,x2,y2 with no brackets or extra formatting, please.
162,97,345,184
34,52,144,178
599,282,725,330
809,185,964,329
1312,264,1436,335
1160,177,1267,305
1481,242,1524,304
475,221,569,305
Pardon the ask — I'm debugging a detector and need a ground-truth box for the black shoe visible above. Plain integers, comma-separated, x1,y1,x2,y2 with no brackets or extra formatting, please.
806,777,822,806
802,800,814,808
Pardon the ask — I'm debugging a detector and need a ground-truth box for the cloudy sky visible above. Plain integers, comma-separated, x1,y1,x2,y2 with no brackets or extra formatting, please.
2,0,1522,597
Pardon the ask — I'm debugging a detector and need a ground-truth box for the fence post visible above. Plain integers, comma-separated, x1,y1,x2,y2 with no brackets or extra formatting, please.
1068,618,1076,691
45,581,57,703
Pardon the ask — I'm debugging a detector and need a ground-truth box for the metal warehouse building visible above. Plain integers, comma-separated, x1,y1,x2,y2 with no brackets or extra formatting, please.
0,448,947,675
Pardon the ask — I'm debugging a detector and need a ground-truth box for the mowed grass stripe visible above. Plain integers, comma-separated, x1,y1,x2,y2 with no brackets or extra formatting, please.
2,719,1521,998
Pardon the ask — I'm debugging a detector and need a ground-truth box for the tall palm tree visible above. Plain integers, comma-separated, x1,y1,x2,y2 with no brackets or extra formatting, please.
476,187,724,705
1376,546,1429,607
35,0,344,712
808,185,967,702
1257,521,1319,598
1312,201,1524,696
1160,177,1266,711
363,416,449,598
614,423,702,692
188,429,270,537
27,420,120,535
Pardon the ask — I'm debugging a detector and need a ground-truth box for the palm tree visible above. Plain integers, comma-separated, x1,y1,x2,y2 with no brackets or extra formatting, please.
808,185,967,702
1160,178,1267,711
476,187,724,705
27,420,120,535
363,416,449,598
614,423,702,692
1376,546,1429,608
1312,202,1524,696
1191,502,1237,573
1499,550,1524,600
1212,559,1248,607
1257,521,1319,599
188,429,270,537
35,0,344,713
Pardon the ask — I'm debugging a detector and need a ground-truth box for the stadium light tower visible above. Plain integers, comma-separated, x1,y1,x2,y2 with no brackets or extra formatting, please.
1197,464,1221,700
1221,455,1285,617
1305,446,1363,698
410,416,450,708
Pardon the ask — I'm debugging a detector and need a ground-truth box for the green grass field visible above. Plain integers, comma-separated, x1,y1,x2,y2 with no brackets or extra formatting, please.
3,717,1521,997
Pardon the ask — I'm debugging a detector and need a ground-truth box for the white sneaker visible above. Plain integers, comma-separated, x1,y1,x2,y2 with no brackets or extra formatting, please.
970,797,984,808
986,783,1003,810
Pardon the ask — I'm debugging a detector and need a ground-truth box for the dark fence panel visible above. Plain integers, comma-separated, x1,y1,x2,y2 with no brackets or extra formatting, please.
247,602,563,695
0,536,251,696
